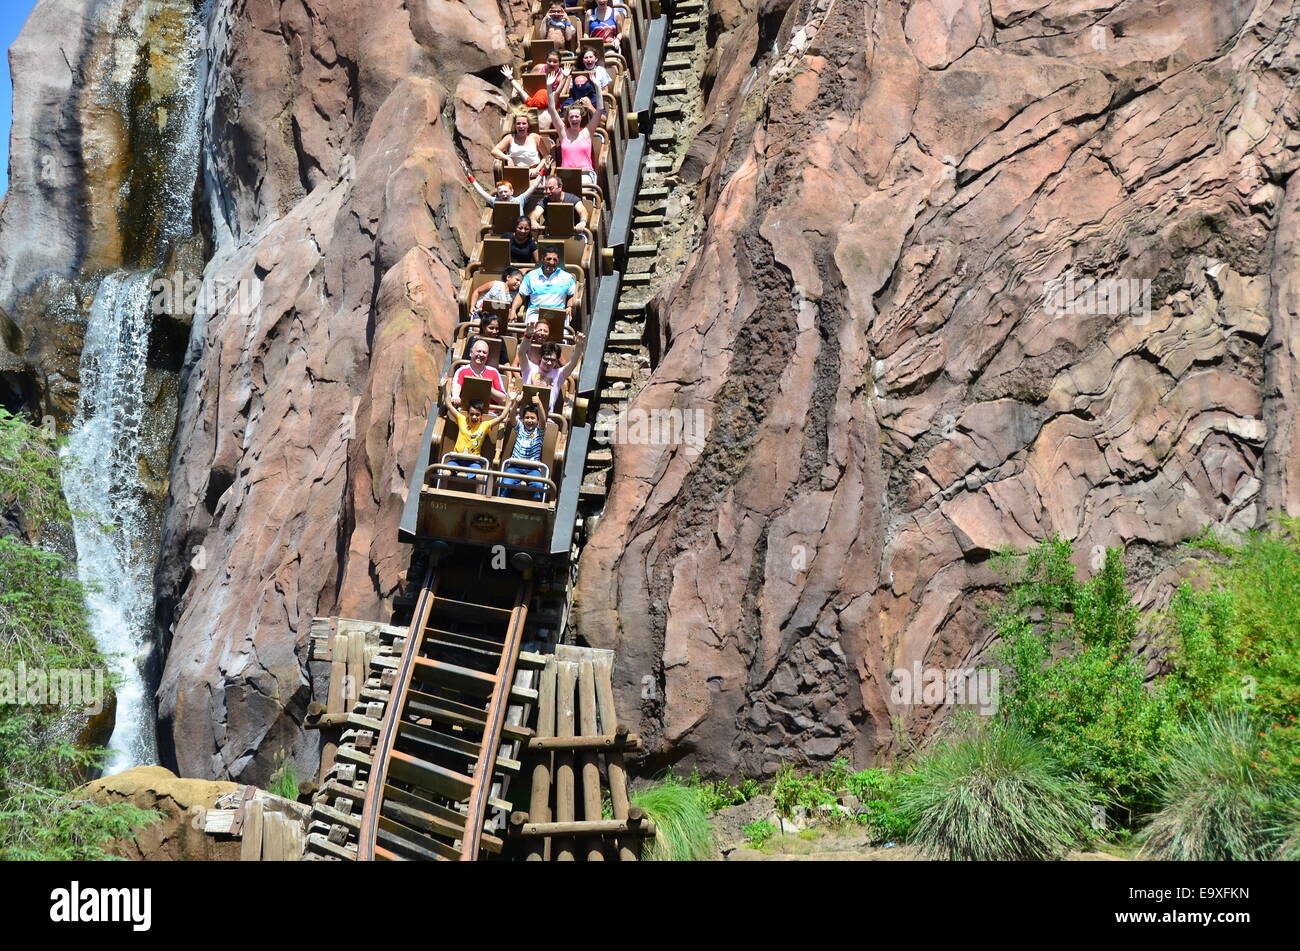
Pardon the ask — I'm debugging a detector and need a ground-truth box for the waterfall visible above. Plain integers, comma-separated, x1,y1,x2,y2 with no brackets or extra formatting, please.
61,272,160,772
57,0,211,774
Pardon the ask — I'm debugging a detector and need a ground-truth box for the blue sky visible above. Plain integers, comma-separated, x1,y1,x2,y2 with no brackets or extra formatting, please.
1,3,39,194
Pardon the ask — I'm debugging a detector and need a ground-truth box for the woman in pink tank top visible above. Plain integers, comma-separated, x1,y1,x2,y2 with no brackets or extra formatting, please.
547,82,604,188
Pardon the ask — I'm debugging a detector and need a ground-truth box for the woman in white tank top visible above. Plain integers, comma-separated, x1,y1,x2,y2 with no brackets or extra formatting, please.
492,111,547,180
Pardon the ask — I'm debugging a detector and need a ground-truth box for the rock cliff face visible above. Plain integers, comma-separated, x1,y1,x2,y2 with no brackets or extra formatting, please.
575,0,1300,776
3,0,1299,783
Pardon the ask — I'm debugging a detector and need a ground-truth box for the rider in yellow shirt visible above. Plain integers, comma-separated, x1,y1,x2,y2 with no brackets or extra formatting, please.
444,395,517,474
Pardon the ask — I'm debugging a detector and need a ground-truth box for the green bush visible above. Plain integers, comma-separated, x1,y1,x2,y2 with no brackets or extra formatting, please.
0,536,100,670
995,539,1170,816
631,778,715,861
0,784,159,861
898,724,1096,861
685,766,763,813
741,819,777,849
1272,800,1300,862
1165,522,1300,781
267,757,300,801
771,764,839,819
1138,710,1296,861
0,407,70,535
846,768,915,841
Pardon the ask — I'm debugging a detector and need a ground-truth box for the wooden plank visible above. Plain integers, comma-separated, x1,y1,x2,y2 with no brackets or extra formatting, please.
306,831,356,861
412,656,499,695
321,780,366,803
595,664,639,862
229,784,256,837
239,800,264,861
313,801,361,831
320,627,347,782
262,811,285,862
387,750,475,801
398,720,521,773
307,711,383,731
514,818,656,837
380,785,504,854
526,659,558,862
335,746,373,768
518,650,549,670
378,817,460,861
578,660,606,861
283,814,304,861
327,632,348,714
554,661,577,862
203,809,234,834
425,627,506,653
347,631,366,712
429,596,513,624
526,733,643,751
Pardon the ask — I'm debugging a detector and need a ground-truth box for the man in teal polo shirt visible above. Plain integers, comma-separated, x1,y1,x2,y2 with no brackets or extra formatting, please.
512,249,578,325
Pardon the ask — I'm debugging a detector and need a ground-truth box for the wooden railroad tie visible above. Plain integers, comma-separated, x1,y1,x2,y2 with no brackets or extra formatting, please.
517,649,650,861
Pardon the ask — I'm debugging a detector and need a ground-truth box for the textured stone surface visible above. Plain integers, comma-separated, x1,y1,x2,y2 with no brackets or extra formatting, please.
575,0,1300,777
0,0,100,309
82,765,243,861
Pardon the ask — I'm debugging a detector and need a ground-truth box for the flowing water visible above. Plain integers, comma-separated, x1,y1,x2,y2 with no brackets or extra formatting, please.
61,273,160,772
59,1,209,773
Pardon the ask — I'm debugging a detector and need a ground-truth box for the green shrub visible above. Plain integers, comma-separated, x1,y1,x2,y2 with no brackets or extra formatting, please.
898,724,1096,861
0,785,159,861
1272,800,1300,861
267,758,300,801
1138,710,1296,861
631,779,715,861
685,766,763,813
0,407,70,535
741,819,777,849
771,764,838,819
0,536,100,669
1165,521,1300,781
995,539,1170,816
846,768,915,841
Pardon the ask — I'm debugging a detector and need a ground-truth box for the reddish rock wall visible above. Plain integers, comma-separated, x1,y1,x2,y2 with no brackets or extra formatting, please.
575,0,1300,776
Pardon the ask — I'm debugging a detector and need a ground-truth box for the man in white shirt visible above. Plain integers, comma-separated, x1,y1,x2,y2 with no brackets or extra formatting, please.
511,249,578,325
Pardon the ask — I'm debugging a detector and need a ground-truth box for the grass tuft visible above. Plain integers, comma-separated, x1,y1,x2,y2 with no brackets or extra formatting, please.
898,723,1096,861
1138,709,1296,861
267,759,300,802
631,778,715,861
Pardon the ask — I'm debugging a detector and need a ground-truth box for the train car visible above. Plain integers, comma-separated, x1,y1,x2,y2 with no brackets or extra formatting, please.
399,0,665,557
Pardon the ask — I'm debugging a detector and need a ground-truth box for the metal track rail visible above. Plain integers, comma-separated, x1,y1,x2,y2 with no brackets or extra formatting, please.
354,565,536,860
